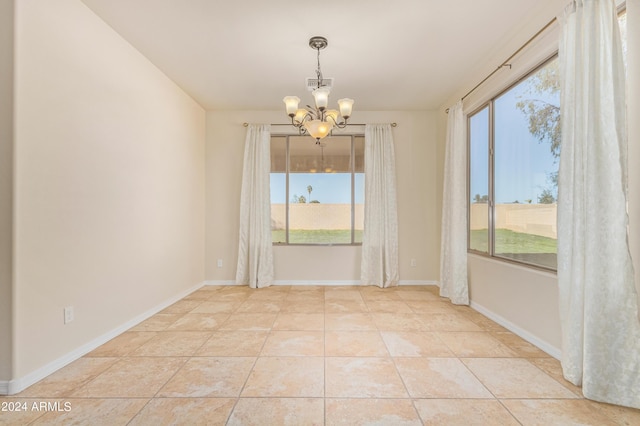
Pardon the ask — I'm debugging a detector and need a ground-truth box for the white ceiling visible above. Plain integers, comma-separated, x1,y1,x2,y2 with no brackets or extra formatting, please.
80,0,559,111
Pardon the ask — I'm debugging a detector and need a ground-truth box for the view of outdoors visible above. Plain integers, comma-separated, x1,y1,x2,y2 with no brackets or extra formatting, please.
468,10,626,270
494,57,559,268
270,135,364,244
469,57,560,270
469,107,489,254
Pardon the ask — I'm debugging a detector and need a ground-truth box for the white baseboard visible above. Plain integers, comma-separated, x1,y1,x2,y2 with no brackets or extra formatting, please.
3,281,204,396
399,280,438,286
206,280,439,287
274,280,361,286
204,280,239,286
206,281,361,287
470,300,562,360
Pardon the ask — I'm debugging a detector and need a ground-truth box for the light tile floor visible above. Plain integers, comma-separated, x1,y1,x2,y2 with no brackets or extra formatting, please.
2,285,640,425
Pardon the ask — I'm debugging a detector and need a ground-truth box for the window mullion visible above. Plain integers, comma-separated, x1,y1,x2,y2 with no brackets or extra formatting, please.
488,101,495,257
351,135,355,244
285,136,290,244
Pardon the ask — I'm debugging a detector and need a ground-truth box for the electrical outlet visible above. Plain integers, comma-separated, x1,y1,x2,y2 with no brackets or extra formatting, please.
410,258,417,267
217,259,223,268
64,306,74,324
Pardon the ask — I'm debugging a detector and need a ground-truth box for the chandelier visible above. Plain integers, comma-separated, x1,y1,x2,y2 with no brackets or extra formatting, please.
283,36,354,144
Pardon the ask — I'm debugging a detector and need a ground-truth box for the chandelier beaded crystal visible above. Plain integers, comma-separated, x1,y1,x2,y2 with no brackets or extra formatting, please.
283,36,354,144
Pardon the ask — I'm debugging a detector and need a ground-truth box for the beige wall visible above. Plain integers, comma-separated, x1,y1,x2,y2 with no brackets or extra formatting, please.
0,0,14,383
206,110,439,283
12,0,205,380
468,255,561,350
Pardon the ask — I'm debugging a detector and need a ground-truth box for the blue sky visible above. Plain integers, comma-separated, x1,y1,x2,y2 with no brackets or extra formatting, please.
271,172,364,204
470,68,559,204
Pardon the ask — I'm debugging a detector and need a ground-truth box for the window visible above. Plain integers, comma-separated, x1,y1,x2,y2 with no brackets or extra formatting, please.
270,134,364,245
469,107,490,253
469,56,560,270
467,8,628,270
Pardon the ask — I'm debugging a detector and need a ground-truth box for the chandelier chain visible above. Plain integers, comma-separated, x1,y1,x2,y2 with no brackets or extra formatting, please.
316,47,323,88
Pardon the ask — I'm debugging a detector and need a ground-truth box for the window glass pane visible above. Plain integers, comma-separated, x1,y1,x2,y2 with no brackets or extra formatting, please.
469,107,490,253
286,135,356,244
270,136,287,243
493,58,559,269
289,135,351,172
354,136,365,243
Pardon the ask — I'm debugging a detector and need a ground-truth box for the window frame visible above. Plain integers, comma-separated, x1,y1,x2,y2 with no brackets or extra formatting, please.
466,6,628,272
467,53,559,272
270,133,364,246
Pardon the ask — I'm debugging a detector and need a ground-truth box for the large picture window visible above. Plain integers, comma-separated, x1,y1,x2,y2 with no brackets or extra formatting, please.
467,9,626,271
270,135,364,245
469,56,560,270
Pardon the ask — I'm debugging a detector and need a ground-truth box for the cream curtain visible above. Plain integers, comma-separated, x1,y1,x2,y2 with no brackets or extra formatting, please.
361,124,399,288
557,0,640,409
235,124,274,288
439,101,469,305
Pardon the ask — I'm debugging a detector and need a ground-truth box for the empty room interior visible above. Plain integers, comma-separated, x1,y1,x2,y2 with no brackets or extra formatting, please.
1,0,639,424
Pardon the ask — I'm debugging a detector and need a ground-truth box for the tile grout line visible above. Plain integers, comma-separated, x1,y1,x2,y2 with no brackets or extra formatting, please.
11,285,637,424
323,288,327,426
223,291,273,424
129,297,223,424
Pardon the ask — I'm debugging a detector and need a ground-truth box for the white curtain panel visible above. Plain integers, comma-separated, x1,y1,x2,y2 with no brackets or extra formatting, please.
235,124,274,289
361,124,399,288
439,101,469,305
558,0,640,409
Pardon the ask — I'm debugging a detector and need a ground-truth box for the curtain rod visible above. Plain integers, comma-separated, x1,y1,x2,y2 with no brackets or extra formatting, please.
446,16,558,113
243,122,397,127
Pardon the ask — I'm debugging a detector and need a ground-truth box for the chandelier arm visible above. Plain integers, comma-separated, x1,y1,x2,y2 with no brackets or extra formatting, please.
290,116,301,128
326,114,348,129
305,105,319,119
290,112,314,128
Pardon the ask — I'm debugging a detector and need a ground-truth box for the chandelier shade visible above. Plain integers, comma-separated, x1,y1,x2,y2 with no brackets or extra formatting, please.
283,36,354,143
283,96,301,116
303,119,333,140
294,108,307,124
325,109,339,124
311,87,331,110
337,98,354,118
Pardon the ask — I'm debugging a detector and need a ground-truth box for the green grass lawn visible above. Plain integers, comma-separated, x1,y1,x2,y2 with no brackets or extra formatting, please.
470,229,557,253
273,228,555,253
272,229,363,244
